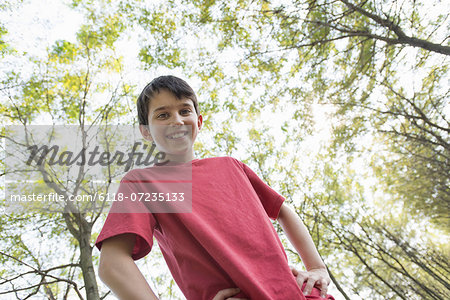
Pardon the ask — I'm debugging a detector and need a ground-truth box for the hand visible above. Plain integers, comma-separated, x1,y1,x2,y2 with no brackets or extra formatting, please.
291,266,331,298
212,288,248,300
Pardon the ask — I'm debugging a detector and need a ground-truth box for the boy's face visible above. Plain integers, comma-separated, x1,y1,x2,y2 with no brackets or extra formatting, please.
140,89,202,162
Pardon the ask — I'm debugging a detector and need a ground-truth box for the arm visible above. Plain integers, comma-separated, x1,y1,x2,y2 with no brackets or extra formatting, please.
277,202,330,297
100,234,246,300
98,233,159,300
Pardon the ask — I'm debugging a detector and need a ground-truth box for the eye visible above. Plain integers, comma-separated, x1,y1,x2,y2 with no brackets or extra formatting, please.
180,109,192,115
156,113,168,119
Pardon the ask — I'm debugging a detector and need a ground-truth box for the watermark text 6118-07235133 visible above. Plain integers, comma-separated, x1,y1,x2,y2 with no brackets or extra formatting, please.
7,192,186,203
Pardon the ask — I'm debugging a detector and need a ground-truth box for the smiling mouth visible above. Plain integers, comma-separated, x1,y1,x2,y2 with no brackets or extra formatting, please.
166,131,189,139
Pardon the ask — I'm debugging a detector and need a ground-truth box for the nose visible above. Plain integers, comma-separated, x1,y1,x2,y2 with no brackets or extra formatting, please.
169,113,184,126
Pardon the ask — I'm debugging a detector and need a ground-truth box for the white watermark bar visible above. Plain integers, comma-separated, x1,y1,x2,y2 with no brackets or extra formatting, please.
3,125,193,214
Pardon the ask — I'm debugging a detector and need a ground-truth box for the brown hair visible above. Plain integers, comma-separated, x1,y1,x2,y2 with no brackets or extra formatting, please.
137,75,199,125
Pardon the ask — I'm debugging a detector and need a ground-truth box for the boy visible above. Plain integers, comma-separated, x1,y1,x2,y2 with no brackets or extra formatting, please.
96,75,334,300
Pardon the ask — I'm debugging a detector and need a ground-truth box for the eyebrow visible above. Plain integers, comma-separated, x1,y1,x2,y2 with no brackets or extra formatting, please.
152,102,193,114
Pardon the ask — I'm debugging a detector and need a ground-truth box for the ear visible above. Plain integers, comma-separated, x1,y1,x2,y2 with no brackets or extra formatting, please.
197,114,203,130
139,124,153,142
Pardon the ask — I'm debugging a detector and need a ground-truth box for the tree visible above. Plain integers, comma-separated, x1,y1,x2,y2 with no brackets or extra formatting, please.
1,1,133,298
307,160,449,300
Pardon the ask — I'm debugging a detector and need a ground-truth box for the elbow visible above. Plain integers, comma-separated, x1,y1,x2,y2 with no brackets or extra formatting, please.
97,234,136,284
98,246,134,284
98,251,109,282
98,249,119,284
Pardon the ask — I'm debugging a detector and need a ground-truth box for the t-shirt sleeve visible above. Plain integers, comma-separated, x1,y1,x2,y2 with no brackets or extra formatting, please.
240,161,285,220
95,174,157,260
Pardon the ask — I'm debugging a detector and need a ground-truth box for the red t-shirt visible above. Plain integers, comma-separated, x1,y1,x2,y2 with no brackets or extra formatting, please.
96,157,305,300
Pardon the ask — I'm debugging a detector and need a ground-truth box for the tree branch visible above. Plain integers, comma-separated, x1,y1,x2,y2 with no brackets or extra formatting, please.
339,0,450,55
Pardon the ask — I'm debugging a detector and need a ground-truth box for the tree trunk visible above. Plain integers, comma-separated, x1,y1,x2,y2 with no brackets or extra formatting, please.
79,223,100,300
